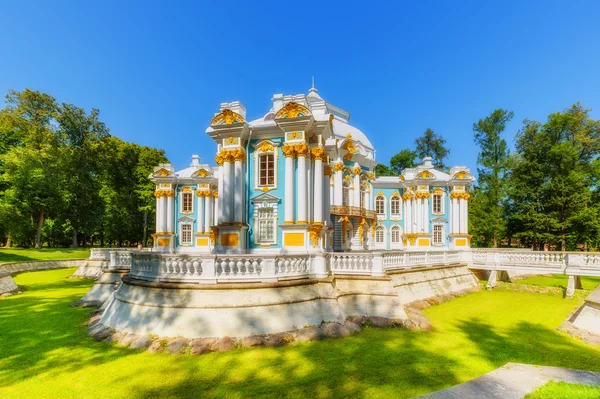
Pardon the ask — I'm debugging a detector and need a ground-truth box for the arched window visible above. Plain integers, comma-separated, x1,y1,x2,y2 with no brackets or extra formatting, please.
342,181,350,206
391,226,401,243
390,195,401,217
375,195,385,215
375,226,385,243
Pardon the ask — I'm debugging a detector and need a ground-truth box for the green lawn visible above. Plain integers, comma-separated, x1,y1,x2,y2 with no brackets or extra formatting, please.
525,382,600,398
1,269,599,399
516,275,600,291
0,247,90,264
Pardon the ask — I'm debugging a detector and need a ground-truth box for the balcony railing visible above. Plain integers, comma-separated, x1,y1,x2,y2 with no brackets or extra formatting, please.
330,205,377,220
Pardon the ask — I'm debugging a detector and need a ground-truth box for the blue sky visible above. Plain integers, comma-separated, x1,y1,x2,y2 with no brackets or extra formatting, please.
1,1,599,174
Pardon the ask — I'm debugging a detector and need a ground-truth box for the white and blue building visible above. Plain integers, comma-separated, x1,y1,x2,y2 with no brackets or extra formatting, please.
150,87,474,254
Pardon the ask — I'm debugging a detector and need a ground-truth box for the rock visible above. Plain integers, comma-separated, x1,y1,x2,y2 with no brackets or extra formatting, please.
72,300,103,308
119,334,139,347
426,297,443,306
344,321,362,333
89,325,112,341
147,340,165,353
409,300,431,310
90,309,104,317
293,326,326,342
105,331,125,344
87,315,102,327
167,338,188,354
323,322,351,338
265,332,294,347
401,319,419,331
390,318,406,328
1,293,13,298
408,313,434,331
211,337,236,352
367,316,391,328
345,315,366,325
130,335,153,350
190,338,216,356
241,335,266,348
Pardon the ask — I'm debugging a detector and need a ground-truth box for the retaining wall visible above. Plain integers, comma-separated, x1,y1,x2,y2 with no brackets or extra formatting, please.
0,259,85,275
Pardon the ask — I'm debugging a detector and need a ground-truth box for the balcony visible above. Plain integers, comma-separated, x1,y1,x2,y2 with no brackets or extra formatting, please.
330,205,377,220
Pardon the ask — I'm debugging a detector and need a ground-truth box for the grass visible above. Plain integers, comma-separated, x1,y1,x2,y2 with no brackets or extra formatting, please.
0,247,90,264
516,275,600,291
0,269,599,399
525,382,600,398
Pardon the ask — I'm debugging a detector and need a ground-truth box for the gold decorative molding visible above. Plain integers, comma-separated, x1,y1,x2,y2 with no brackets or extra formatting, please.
211,109,245,125
225,136,239,145
333,163,345,172
209,227,218,245
353,166,362,176
282,144,296,158
416,170,435,179
309,135,318,143
310,146,326,161
192,169,211,177
415,191,430,199
182,186,193,193
294,142,309,157
342,135,358,161
287,131,302,140
256,141,275,153
308,224,322,247
275,102,310,119
230,148,246,162
154,189,175,198
433,187,444,195
358,218,367,244
450,191,471,200
391,191,400,198
376,190,384,197
329,114,334,129
406,234,417,245
452,170,472,180
153,168,171,177
341,216,350,244
324,165,332,177
402,192,414,200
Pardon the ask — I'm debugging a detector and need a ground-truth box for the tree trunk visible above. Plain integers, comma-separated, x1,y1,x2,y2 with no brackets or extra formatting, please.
72,229,78,249
5,233,12,248
561,227,566,252
35,207,44,249
493,231,498,248
142,209,148,247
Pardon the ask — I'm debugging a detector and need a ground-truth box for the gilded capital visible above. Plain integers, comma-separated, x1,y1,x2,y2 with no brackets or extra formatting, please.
353,167,362,176
294,142,309,157
310,146,326,161
230,148,246,162
333,163,345,172
281,144,296,158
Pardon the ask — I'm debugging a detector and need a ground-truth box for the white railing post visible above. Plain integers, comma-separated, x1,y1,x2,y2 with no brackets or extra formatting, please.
201,256,216,283
313,254,329,278
371,252,384,277
262,256,277,282
109,251,118,270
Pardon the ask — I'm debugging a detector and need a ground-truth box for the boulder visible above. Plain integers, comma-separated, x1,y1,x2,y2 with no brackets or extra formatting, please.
89,325,112,341
211,337,236,352
265,332,294,347
167,338,189,354
408,300,431,310
190,338,216,356
240,335,266,348
105,331,125,344
119,334,139,347
130,335,153,350
87,315,102,327
344,321,362,333
366,316,391,328
401,319,419,331
322,322,351,338
293,326,326,342
147,340,165,353
345,315,366,326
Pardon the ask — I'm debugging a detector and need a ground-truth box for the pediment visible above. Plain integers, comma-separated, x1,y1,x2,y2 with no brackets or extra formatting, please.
178,216,195,223
430,216,447,224
250,192,281,204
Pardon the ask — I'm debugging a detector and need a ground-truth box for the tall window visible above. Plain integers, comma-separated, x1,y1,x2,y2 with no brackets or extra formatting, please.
433,224,443,245
182,192,193,213
391,226,401,243
257,208,275,243
433,193,443,214
181,224,192,245
390,196,401,216
375,195,385,215
259,154,275,187
375,226,385,243
342,182,350,206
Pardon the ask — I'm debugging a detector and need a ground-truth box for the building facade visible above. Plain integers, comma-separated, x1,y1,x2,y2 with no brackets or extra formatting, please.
151,88,474,254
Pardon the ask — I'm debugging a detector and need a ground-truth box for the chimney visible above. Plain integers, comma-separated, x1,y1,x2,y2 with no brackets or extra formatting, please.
190,154,201,167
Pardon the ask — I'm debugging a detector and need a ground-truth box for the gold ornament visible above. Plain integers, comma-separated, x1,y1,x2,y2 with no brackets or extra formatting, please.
333,163,345,172
353,167,362,176
192,169,211,177
275,102,310,119
225,136,239,145
154,168,171,177
407,234,417,245
416,170,435,179
294,142,309,157
287,131,302,140
282,144,296,158
308,224,322,247
452,170,472,180
256,141,275,153
311,146,326,161
324,165,332,176
211,109,245,125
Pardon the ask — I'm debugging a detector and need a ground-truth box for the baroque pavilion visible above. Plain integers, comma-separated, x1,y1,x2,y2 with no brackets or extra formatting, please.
150,87,474,254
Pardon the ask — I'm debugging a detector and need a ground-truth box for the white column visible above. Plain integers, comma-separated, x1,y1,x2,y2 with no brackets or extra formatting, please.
454,197,460,234
233,158,244,224
217,166,224,224
404,197,411,234
284,152,295,223
307,154,313,223
155,192,161,232
364,189,370,211
198,194,205,233
417,198,422,233
461,199,468,234
159,196,167,232
205,194,212,233
166,194,174,233
423,195,430,234
297,153,307,223
222,160,233,223
214,192,220,226
328,175,334,215
353,169,361,208
314,157,324,223
334,164,343,206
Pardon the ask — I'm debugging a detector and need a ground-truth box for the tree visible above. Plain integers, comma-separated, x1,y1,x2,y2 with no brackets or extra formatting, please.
415,128,449,169
389,149,417,174
471,109,513,247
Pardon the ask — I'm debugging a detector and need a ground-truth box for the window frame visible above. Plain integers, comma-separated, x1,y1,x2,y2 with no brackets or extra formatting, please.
256,207,276,244
375,195,386,216
391,226,401,244
375,226,386,247
258,153,275,188
253,140,279,191
342,181,351,207
180,223,193,245
432,192,444,215
181,191,194,214
432,224,444,246
390,195,401,218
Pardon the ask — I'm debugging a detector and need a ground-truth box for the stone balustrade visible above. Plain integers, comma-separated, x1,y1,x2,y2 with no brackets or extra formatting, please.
330,205,377,220
382,251,464,270
90,248,134,261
